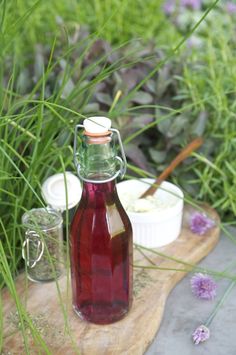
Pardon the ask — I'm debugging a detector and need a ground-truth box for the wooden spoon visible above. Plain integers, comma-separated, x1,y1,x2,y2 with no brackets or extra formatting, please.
140,137,203,198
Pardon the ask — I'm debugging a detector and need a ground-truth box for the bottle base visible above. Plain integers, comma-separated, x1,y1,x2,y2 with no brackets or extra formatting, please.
73,302,130,325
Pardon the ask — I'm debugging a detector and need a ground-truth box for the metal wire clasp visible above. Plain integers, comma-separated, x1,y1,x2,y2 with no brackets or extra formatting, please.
73,124,127,183
22,231,44,268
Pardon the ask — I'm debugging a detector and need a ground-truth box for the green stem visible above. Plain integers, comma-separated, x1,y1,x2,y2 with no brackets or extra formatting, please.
205,280,236,327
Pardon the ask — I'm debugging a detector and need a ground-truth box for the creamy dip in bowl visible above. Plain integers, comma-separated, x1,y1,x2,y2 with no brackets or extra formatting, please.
117,179,184,248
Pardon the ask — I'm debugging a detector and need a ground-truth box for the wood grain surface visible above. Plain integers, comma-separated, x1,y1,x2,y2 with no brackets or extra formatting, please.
2,205,220,355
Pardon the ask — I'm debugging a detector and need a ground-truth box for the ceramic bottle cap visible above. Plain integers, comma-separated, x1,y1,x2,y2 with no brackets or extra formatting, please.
41,172,82,212
83,116,111,135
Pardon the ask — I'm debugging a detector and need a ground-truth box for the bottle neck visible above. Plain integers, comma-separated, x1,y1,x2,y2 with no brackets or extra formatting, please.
78,133,117,182
82,179,117,195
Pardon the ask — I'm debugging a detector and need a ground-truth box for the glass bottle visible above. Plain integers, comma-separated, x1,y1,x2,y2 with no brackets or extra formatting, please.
70,117,133,324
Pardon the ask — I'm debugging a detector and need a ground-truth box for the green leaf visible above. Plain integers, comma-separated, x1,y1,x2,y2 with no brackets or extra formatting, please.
95,92,112,106
191,111,207,136
34,45,44,81
149,149,167,163
157,116,172,135
144,79,156,94
83,102,100,113
132,91,153,104
167,115,189,138
16,68,31,94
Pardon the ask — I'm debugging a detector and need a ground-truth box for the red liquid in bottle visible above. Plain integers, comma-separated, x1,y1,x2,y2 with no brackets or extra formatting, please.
70,179,133,324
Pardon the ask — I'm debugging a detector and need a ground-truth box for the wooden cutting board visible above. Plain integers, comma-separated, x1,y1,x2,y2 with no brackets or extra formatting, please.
2,205,220,355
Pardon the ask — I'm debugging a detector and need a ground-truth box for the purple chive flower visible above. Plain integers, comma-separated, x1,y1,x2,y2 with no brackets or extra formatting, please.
191,273,217,300
192,325,210,344
225,2,236,14
189,212,215,235
163,0,176,15
181,0,202,10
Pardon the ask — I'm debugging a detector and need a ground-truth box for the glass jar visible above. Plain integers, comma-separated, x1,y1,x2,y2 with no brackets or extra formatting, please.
22,208,64,282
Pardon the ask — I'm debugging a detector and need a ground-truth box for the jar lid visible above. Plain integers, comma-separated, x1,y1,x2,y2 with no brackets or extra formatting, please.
41,172,82,211
22,208,63,230
83,116,111,135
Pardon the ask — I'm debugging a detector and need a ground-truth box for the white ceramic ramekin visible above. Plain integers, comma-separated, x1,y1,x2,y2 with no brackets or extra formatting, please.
117,179,184,248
